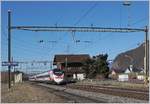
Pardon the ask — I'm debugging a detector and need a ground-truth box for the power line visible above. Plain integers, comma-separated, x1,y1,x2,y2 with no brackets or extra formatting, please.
11,26,146,56
11,36,50,54
110,42,143,55
119,2,123,28
2,28,8,39
48,3,97,44
130,17,148,26
2,28,51,58
74,3,98,26
1,30,51,60
71,3,98,43
12,44,47,57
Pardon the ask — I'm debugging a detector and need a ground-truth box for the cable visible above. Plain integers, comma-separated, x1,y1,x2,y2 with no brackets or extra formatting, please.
120,2,122,28
54,3,98,45
70,3,98,44
2,31,45,59
74,3,98,26
2,37,48,60
1,28,8,39
130,17,148,26
2,29,52,55
110,42,142,55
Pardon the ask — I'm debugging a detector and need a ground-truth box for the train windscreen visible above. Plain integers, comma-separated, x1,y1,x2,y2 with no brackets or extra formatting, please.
53,68,64,76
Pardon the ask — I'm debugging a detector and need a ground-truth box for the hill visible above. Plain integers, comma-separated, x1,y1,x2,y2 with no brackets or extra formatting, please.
111,43,146,71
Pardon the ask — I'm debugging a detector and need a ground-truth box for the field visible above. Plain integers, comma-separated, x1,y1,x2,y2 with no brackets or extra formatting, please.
1,82,66,103
75,79,149,89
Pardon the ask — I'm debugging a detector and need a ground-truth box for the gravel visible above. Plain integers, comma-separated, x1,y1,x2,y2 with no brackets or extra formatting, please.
38,83,149,103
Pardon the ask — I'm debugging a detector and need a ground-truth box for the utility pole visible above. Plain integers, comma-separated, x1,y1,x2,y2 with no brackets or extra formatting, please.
65,57,68,70
8,10,11,89
145,26,149,84
66,44,70,54
50,61,52,69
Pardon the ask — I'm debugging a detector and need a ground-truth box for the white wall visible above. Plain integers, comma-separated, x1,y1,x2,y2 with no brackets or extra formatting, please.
73,73,85,80
118,74,128,81
137,75,144,80
14,73,22,83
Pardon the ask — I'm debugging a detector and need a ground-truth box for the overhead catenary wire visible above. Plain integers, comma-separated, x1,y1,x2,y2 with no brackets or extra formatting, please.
10,26,146,57
12,40,51,54
2,30,51,61
130,17,148,26
2,28,45,52
50,2,98,44
123,1,132,27
109,42,143,55
2,29,8,40
12,44,48,57
72,3,98,43
120,2,123,28
74,3,98,26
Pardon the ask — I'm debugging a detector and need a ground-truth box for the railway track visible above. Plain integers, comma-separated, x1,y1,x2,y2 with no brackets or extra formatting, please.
30,82,104,103
29,82,148,103
66,84,149,101
48,89,103,103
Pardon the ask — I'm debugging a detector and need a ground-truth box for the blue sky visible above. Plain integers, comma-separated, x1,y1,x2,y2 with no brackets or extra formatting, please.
1,1,149,64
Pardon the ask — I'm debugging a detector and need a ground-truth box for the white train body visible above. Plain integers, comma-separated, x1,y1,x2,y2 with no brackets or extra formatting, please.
29,68,64,84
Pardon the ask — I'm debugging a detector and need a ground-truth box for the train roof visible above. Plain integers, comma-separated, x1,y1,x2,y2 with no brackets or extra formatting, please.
29,68,61,77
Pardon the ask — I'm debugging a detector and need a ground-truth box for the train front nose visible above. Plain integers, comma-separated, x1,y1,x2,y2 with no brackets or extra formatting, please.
54,77,64,84
53,68,64,84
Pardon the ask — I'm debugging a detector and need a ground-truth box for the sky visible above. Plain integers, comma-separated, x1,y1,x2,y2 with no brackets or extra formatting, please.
1,1,149,72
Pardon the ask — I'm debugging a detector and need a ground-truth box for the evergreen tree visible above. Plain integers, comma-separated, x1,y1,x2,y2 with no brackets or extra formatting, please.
82,54,109,78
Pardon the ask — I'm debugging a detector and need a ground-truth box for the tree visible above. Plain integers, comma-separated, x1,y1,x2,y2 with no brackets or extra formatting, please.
95,54,109,78
82,54,109,79
82,58,95,78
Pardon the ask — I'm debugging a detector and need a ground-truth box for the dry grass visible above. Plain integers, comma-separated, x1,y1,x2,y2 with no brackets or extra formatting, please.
76,79,149,89
1,82,66,103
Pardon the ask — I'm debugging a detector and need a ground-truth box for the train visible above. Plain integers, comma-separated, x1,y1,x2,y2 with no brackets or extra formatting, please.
29,68,65,84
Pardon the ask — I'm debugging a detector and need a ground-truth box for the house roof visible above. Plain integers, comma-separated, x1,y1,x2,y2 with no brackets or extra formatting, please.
53,54,90,65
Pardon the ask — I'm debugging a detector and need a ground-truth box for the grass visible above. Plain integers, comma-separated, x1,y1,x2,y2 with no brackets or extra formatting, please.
76,79,149,89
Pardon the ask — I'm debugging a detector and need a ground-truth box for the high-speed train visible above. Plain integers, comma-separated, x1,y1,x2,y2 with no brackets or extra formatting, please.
29,68,65,84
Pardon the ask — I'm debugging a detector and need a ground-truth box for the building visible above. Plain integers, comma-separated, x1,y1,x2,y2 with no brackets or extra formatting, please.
14,71,23,83
118,74,129,81
109,69,124,80
1,71,23,83
1,71,14,83
53,54,90,80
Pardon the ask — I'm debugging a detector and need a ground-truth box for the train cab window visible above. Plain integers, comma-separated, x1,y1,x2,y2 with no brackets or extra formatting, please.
53,68,64,76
